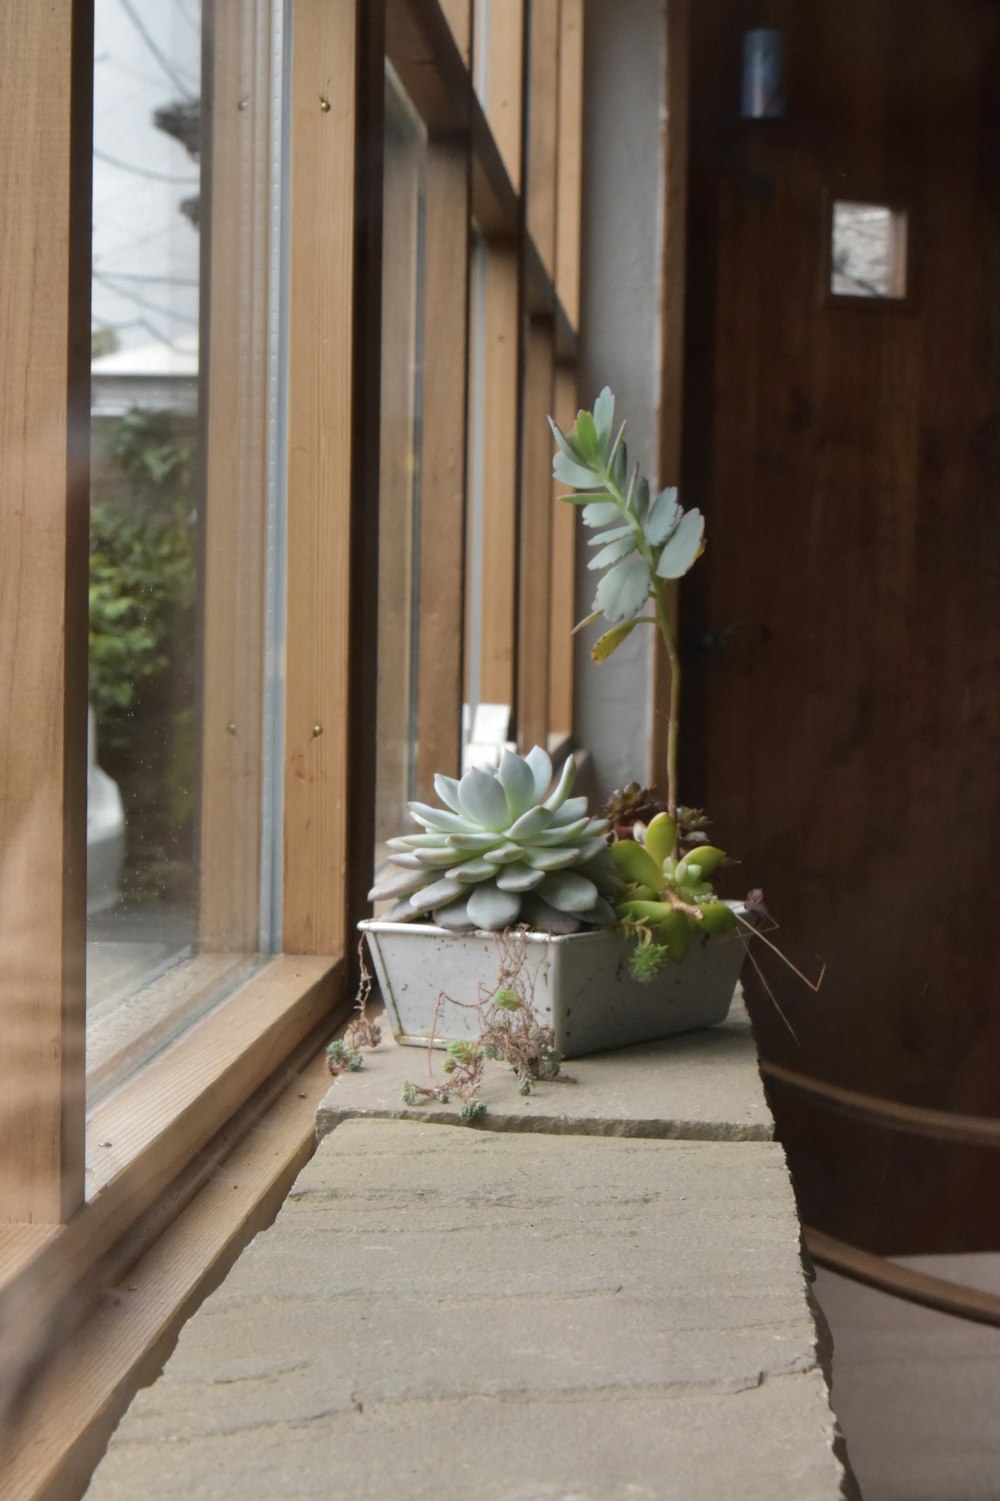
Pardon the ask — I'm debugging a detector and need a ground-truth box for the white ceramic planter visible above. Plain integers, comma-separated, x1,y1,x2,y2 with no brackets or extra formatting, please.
359,914,748,1059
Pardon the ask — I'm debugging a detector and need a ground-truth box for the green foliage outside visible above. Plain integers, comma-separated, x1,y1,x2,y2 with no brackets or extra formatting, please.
89,407,198,905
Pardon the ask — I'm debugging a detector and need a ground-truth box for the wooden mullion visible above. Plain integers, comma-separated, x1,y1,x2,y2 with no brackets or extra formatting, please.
477,0,524,192
476,245,521,710
198,0,272,953
652,0,692,796
524,0,560,281
414,138,472,800
0,0,91,1224
555,0,583,329
516,317,556,751
548,362,578,737
283,0,361,956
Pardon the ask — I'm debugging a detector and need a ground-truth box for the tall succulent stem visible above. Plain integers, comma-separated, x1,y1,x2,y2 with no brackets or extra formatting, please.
652,578,681,828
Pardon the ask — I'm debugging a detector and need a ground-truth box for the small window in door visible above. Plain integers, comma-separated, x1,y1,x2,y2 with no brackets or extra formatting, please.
830,201,909,300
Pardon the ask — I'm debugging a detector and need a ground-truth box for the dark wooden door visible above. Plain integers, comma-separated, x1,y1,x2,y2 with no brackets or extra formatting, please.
680,0,1000,1252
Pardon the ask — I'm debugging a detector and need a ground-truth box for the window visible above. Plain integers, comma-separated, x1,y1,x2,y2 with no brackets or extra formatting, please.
0,0,586,1485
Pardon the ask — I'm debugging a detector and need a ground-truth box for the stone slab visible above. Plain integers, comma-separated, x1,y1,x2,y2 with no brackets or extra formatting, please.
318,1000,773,1143
86,1119,848,1501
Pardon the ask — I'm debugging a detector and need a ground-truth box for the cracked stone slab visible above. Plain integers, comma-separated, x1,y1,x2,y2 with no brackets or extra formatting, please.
318,999,773,1143
86,1120,848,1501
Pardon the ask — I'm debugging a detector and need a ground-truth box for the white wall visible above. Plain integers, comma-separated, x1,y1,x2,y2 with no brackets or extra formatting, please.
576,0,666,797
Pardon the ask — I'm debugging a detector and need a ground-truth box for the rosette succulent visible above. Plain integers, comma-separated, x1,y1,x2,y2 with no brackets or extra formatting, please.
369,747,621,933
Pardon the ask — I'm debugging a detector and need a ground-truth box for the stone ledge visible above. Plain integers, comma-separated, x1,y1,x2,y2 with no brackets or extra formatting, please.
85,1120,848,1501
318,1001,773,1143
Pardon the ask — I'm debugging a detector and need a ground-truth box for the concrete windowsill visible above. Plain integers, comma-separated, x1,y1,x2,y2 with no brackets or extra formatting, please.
85,999,854,1501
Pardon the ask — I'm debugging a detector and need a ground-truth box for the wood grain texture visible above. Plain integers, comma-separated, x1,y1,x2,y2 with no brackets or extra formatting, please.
283,0,357,954
682,0,1000,1251
375,85,422,848
477,0,523,192
554,0,583,329
652,0,691,795
414,142,471,799
517,318,556,751
524,0,560,281
477,246,520,707
198,0,272,952
0,1047,335,1501
0,0,90,1224
548,363,578,736
437,0,471,62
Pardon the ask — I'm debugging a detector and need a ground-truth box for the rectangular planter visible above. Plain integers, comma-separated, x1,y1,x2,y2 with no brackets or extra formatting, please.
359,915,748,1059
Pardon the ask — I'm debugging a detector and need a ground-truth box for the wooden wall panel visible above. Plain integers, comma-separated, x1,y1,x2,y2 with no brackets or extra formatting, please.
652,0,691,792
548,363,578,736
476,246,520,708
414,141,471,799
0,0,90,1223
554,0,584,329
517,319,556,750
198,0,272,953
283,0,358,954
477,0,524,192
524,0,560,279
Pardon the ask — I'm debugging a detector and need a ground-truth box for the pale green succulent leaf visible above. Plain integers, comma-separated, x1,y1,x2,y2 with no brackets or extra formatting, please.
457,765,511,830
548,796,589,826
593,553,651,623
448,831,502,852
643,487,681,546
408,803,475,835
495,862,547,892
433,895,475,931
368,867,428,902
655,508,705,579
507,805,554,840
497,749,538,820
483,842,526,865
587,523,633,546
547,416,577,461
632,475,651,522
446,857,501,882
521,845,580,871
553,450,604,490
387,833,449,850
593,386,615,451
543,754,577,812
588,535,638,572
538,870,599,914
570,409,603,464
523,816,590,846
408,876,467,914
525,744,554,800
519,892,583,934
412,846,467,867
582,500,623,528
467,881,522,930
432,773,465,815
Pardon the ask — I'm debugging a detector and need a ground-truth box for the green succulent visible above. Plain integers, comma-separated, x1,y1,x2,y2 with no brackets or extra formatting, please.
611,811,738,971
369,747,621,933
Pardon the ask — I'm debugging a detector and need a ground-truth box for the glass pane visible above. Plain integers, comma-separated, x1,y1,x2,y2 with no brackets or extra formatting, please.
373,64,427,883
830,201,909,299
88,0,282,1094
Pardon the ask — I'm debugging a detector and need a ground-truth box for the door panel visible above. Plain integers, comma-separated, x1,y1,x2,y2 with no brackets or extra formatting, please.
681,0,1000,1251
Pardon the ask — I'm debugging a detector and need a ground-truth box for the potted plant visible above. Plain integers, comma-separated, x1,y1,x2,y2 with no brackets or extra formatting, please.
359,388,752,1056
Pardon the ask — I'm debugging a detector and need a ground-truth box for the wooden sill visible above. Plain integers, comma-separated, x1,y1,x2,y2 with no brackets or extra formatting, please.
0,955,343,1427
0,1042,336,1501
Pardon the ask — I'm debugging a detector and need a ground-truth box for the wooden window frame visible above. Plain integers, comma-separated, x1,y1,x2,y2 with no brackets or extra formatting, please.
1,0,587,1488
